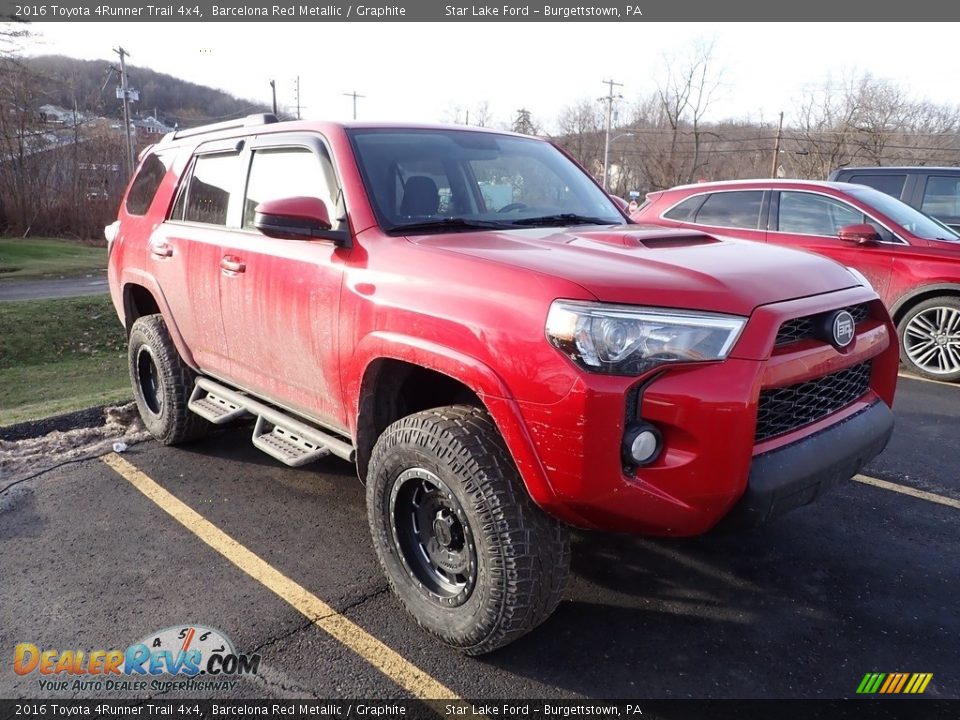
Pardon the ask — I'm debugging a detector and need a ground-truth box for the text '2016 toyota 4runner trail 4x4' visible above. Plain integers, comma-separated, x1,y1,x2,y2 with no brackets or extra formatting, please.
106,114,899,654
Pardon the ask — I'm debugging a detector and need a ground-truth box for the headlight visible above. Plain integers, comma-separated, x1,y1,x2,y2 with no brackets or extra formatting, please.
545,300,746,375
846,266,874,290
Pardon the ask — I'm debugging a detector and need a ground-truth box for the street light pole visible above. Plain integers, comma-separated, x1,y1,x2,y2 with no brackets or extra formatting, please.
600,79,624,190
604,132,635,193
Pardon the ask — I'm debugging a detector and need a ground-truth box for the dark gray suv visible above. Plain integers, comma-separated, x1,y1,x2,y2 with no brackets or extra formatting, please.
829,166,960,232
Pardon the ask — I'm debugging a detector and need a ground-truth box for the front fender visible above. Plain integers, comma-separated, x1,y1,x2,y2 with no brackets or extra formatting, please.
347,331,558,509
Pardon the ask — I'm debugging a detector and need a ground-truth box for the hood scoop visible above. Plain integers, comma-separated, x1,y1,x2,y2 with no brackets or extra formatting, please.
574,228,720,250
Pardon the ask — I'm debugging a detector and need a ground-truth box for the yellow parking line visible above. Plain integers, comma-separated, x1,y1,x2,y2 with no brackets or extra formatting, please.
897,371,960,389
101,452,459,701
854,474,960,511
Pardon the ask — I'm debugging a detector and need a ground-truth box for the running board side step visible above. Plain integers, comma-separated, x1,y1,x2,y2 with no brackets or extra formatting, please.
188,384,249,424
189,377,356,466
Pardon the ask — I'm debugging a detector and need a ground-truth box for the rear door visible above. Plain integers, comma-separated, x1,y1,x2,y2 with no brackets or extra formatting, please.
151,141,242,375
217,133,350,430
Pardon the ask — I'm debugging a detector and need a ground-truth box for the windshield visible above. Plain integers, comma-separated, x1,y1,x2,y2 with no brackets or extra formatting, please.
844,185,960,242
347,128,625,233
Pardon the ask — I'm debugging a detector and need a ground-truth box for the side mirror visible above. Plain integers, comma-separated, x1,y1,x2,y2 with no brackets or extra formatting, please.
254,196,346,244
838,223,881,245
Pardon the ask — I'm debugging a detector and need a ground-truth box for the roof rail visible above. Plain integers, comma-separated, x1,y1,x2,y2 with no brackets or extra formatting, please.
163,113,279,142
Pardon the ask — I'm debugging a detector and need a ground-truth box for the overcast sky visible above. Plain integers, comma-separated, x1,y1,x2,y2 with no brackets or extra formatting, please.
22,23,960,132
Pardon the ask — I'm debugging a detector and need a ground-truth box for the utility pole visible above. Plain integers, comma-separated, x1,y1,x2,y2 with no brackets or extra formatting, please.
269,79,277,116
770,111,784,179
295,76,301,120
343,90,365,120
114,46,136,177
600,78,624,191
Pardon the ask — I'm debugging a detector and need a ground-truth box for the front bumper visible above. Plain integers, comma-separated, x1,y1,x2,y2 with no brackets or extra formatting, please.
718,400,894,530
507,286,898,536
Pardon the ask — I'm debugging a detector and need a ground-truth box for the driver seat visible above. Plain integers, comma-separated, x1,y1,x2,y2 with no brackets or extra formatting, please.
400,176,440,216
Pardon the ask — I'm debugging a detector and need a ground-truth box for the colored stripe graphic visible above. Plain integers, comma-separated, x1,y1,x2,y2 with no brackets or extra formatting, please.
856,674,875,694
857,672,932,694
868,673,886,693
879,674,896,694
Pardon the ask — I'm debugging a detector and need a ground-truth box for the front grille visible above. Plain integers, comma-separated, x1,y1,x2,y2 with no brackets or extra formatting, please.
755,362,872,442
774,303,870,346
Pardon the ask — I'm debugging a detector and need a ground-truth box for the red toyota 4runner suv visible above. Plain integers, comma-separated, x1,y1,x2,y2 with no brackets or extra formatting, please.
107,115,898,654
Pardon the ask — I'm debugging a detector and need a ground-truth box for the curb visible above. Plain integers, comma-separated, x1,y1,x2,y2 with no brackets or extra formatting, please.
0,405,113,442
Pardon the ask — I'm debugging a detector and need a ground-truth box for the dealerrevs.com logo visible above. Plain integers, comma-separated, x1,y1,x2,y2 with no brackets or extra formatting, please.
14,625,260,693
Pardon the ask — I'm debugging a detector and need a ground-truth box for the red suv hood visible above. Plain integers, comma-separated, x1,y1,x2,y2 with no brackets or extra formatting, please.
411,225,858,316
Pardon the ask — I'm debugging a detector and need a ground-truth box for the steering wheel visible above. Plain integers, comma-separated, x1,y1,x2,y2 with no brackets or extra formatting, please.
498,202,528,213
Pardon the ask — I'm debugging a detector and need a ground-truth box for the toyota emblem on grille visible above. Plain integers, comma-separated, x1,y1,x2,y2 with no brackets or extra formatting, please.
832,310,856,348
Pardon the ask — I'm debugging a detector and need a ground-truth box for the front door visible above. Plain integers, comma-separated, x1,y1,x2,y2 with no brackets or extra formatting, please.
767,190,895,303
218,135,350,429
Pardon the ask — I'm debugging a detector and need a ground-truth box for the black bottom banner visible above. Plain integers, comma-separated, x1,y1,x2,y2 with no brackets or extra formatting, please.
1,699,957,720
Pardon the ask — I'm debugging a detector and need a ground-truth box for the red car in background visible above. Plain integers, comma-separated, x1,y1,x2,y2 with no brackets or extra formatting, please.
633,180,960,382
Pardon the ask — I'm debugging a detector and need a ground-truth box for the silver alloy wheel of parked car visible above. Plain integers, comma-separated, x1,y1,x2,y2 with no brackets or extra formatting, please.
900,298,960,381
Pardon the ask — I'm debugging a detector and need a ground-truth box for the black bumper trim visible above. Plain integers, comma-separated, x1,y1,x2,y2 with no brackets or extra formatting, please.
720,401,895,530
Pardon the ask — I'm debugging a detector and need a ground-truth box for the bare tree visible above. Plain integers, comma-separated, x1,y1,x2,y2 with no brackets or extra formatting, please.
647,38,723,188
786,71,960,177
473,100,494,128
554,99,605,179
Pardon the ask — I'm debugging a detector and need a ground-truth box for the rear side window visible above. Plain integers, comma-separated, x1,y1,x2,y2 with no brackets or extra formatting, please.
694,191,763,229
170,152,240,226
125,152,170,216
848,173,906,199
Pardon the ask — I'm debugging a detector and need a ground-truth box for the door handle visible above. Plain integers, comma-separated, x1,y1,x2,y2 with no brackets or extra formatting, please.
149,241,173,258
220,255,246,274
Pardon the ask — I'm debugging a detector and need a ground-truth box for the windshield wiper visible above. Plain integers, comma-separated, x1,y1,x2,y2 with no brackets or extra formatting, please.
507,213,616,227
387,217,512,233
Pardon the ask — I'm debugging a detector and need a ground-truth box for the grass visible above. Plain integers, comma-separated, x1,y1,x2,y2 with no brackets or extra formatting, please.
0,295,130,426
0,236,107,279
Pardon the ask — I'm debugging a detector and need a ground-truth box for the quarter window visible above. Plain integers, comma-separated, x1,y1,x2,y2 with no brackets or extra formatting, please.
663,195,704,221
243,146,341,229
693,191,763,229
125,152,170,216
778,192,864,236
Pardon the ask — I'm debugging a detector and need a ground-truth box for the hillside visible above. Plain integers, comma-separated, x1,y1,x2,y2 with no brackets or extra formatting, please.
23,54,270,127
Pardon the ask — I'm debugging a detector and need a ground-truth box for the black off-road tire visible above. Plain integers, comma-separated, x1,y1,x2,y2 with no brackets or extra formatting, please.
897,296,960,383
366,405,571,655
128,314,210,445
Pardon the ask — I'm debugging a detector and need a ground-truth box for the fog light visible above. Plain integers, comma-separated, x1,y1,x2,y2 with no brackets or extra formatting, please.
622,422,662,466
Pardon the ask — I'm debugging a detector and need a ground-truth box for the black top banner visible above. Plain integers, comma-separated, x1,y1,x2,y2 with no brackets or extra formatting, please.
2,0,960,21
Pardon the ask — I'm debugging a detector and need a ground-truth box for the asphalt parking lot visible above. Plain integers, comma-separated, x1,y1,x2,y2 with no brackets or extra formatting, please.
1,373,957,702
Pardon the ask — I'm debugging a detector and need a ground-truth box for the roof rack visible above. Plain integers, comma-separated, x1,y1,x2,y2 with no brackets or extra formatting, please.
163,113,279,142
